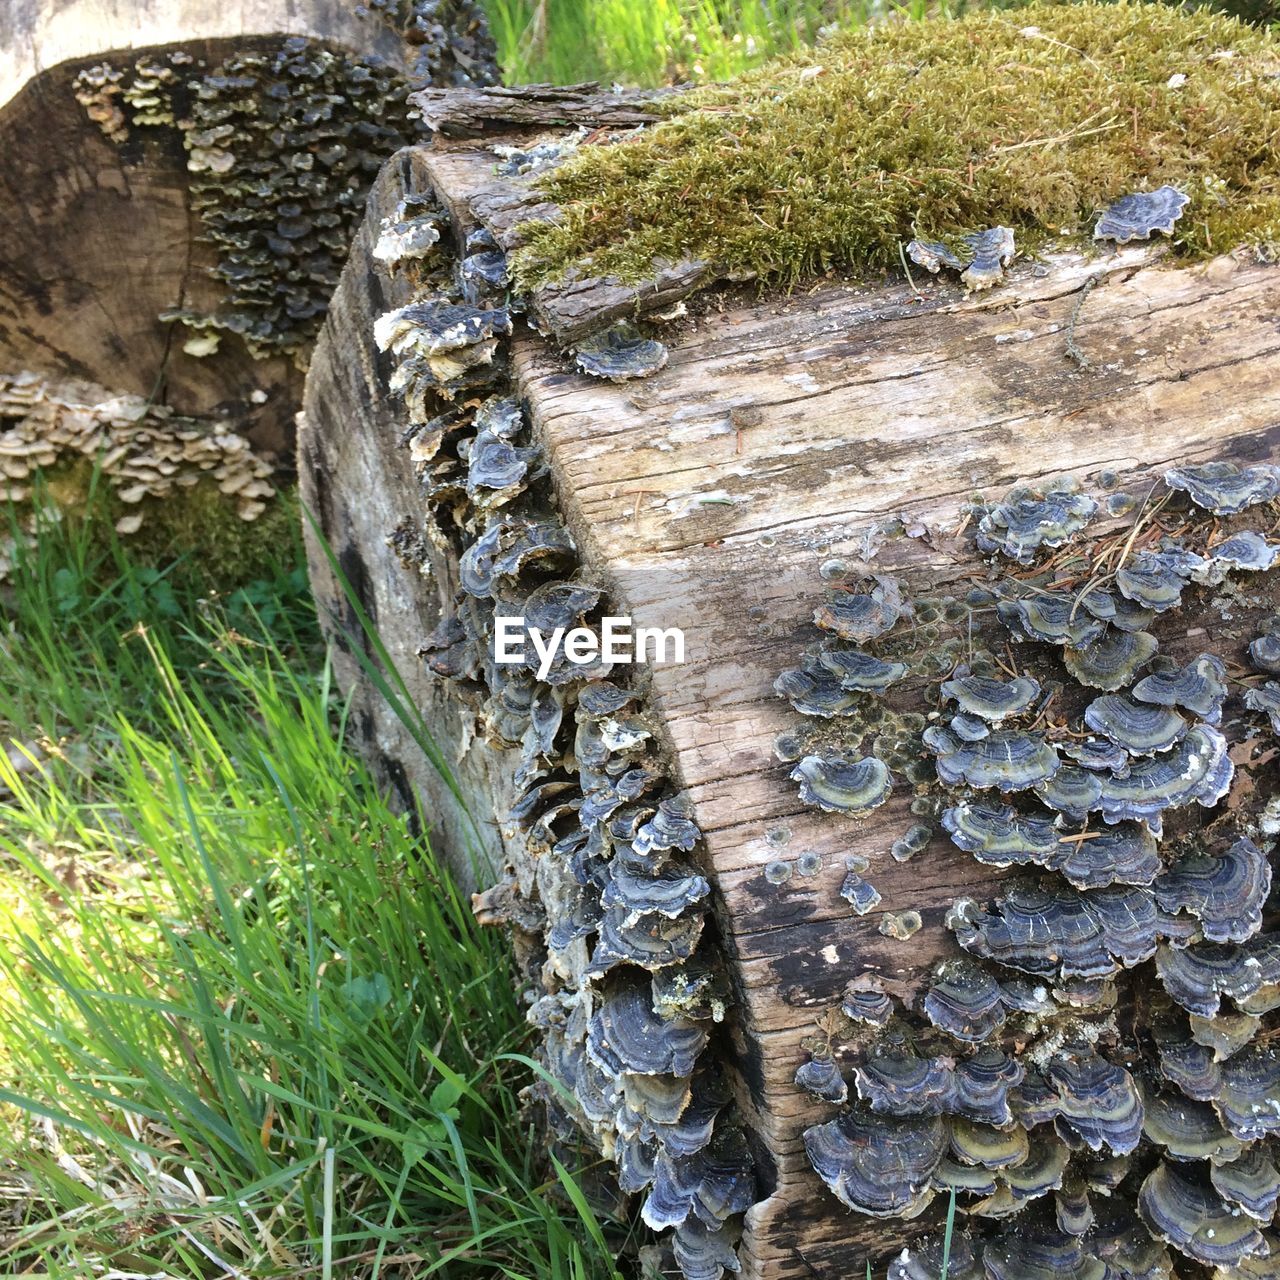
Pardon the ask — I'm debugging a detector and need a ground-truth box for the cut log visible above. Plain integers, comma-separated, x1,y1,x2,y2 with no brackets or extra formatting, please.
0,0,495,454
302,133,1280,1279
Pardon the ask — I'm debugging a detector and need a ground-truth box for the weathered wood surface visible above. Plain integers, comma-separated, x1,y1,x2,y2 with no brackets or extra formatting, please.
519,254,1280,1278
408,81,671,136
300,151,518,895
301,138,1280,1276
418,143,716,344
0,3,408,453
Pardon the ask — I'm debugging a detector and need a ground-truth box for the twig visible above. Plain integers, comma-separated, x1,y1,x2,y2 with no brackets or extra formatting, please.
1064,272,1104,368
991,116,1122,155
898,241,923,299
1067,482,1167,619
1058,828,1105,846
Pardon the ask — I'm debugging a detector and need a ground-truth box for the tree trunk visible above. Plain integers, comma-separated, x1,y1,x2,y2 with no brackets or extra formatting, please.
301,127,1280,1280
0,0,494,455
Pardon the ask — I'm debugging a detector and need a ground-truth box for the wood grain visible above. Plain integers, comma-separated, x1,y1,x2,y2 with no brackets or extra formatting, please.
408,80,672,137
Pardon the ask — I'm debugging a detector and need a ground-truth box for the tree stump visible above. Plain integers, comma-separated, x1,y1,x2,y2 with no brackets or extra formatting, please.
0,0,495,455
301,123,1280,1280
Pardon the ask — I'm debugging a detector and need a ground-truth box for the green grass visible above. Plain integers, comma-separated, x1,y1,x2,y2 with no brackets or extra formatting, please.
512,0,1280,290
483,0,882,86
0,481,316,748
0,502,623,1278
481,0,1278,88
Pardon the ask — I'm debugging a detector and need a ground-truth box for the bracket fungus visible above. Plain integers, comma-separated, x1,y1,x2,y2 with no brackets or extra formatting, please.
841,975,894,1027
839,869,883,915
1138,1162,1268,1267
1081,694,1187,756
813,577,906,642
1189,1010,1263,1061
671,1219,742,1280
1090,724,1233,831
924,728,1060,792
1130,652,1228,723
774,662,861,717
1164,461,1280,516
1115,548,1207,613
948,1116,1030,1171
880,910,924,942
1153,838,1271,944
891,823,934,863
1043,1049,1144,1155
907,227,1015,291
888,1233,979,1280
923,961,1007,1045
950,712,992,743
0,372,275,569
996,592,1106,647
940,674,1041,722
1141,1088,1245,1164
1063,628,1157,691
1201,530,1280,577
906,239,967,274
1249,631,1280,676
642,1126,755,1230
1093,184,1190,243
795,1052,848,1105
975,488,1096,564
1210,1148,1280,1221
80,23,502,359
950,880,1167,979
790,754,892,815
817,647,909,692
941,802,1057,867
1156,940,1280,1021
1244,682,1280,734
574,324,669,382
804,1108,946,1217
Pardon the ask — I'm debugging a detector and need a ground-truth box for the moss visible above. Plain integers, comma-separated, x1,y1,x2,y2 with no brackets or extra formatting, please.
30,458,301,591
512,1,1280,291
118,481,302,591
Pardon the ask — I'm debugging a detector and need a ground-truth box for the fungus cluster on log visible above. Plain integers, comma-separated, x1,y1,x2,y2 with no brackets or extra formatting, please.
361,184,754,1278
69,6,495,358
0,370,274,574
786,464,1280,1275
1,0,500,483
0,0,506,559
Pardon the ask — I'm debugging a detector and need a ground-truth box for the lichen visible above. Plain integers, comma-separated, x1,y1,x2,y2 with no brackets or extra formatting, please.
512,1,1280,292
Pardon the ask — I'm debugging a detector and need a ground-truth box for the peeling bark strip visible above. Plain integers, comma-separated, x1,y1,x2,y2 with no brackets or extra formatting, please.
302,131,1280,1278
408,81,673,136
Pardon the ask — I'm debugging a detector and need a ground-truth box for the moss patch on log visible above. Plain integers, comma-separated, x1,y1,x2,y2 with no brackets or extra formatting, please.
512,1,1280,290
12,460,297,591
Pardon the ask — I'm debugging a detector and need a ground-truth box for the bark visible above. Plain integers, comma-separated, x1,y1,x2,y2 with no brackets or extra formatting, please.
407,80,673,136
